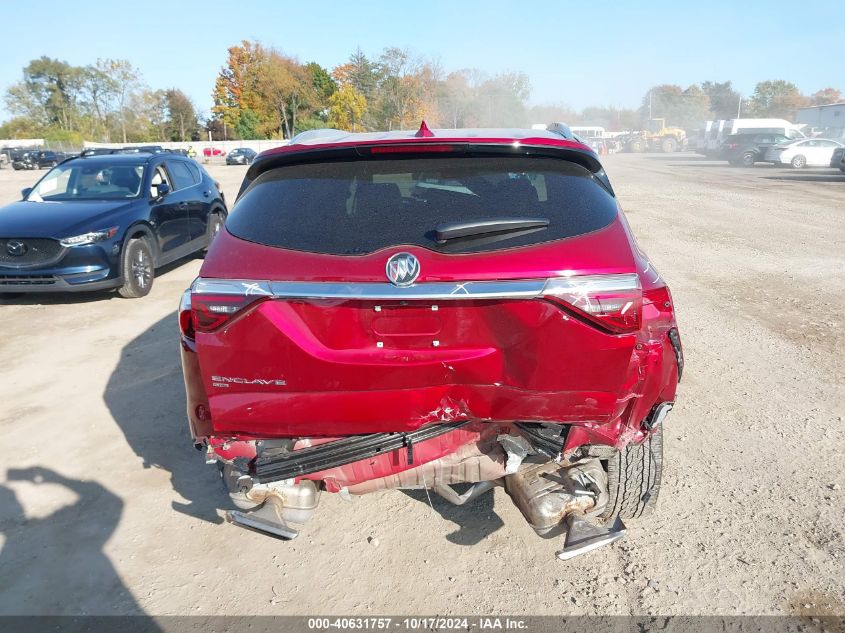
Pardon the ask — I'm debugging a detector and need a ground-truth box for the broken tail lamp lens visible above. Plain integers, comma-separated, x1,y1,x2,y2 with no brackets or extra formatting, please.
190,293,268,333
542,273,642,334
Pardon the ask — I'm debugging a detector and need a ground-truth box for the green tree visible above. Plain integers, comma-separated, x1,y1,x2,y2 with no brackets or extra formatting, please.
476,72,530,127
235,108,261,139
165,89,198,141
748,80,808,119
641,84,710,128
307,62,337,103
701,81,741,119
0,116,43,139
5,56,84,130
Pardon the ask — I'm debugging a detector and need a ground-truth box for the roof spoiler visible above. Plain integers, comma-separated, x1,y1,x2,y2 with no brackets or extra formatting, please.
239,139,608,200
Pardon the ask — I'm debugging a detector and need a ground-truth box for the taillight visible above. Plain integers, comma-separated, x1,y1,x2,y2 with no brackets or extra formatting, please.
178,289,194,339
191,293,267,333
179,284,269,337
542,273,642,334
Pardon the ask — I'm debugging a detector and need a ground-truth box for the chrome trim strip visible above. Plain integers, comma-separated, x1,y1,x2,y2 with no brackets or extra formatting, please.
192,273,639,301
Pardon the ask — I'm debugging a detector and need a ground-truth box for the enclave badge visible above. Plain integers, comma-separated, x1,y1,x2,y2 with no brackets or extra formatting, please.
385,252,420,287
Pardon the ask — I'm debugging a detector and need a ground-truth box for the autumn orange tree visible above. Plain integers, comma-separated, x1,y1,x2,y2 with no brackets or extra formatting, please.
211,40,332,139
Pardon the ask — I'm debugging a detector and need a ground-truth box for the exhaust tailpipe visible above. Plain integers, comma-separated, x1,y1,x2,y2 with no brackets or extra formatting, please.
556,514,626,560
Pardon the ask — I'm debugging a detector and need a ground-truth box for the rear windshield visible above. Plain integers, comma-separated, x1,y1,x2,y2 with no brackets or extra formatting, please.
227,156,618,255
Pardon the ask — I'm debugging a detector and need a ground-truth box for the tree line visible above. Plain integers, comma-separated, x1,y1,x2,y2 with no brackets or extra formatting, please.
2,56,200,143
2,43,842,143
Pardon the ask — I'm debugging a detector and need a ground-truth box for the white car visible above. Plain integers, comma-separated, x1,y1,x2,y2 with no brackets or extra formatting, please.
765,138,845,168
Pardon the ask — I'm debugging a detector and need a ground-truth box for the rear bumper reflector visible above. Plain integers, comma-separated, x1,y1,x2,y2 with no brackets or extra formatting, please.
251,421,471,483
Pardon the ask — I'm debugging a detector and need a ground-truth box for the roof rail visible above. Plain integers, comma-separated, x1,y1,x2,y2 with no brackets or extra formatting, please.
79,148,119,157
79,146,168,157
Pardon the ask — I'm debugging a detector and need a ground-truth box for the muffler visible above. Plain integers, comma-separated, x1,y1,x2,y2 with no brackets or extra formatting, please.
221,464,320,539
504,457,626,559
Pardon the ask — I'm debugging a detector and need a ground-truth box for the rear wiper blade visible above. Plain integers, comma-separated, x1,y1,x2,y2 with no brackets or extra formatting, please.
434,217,549,243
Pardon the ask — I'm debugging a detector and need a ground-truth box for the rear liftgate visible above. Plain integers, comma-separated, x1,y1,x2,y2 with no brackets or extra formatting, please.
222,420,626,560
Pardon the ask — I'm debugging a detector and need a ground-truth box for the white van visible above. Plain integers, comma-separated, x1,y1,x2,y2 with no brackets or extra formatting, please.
694,121,714,154
704,120,726,155
718,119,804,144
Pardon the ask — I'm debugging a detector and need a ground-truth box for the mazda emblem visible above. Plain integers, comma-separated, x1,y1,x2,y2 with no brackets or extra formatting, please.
385,253,420,287
6,240,27,257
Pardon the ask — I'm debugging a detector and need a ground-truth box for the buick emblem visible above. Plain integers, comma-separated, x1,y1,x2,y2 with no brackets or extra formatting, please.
6,240,27,257
385,252,420,287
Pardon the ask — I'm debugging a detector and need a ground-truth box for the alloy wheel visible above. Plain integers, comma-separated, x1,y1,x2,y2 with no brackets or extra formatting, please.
132,248,152,289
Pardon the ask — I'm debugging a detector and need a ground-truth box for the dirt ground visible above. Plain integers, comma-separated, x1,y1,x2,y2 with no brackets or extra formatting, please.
0,155,843,617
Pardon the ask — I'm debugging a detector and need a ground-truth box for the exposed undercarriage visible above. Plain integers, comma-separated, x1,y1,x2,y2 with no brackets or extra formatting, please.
206,409,670,560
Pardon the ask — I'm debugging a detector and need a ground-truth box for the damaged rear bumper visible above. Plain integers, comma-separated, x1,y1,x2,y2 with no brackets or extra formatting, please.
251,420,472,483
211,409,670,558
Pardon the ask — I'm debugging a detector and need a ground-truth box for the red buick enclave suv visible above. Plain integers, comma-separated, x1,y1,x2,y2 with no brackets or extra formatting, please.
179,124,683,559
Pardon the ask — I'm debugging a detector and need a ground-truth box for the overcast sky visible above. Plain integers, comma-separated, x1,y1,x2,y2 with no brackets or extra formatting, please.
1,0,841,120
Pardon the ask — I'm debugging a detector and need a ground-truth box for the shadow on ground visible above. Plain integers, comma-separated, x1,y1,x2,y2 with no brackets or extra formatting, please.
103,311,229,525
401,485,505,546
762,171,845,183
0,466,159,623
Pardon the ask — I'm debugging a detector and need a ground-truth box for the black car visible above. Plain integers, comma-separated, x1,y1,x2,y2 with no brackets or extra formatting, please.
225,147,257,165
720,133,790,167
0,152,226,298
830,146,845,169
12,150,66,170
11,151,43,170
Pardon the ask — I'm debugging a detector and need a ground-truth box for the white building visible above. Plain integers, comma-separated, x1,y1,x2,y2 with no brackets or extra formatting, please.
796,103,845,139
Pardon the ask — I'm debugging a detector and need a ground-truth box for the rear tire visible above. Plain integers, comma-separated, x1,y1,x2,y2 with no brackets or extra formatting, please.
203,212,224,254
741,152,756,167
661,138,677,153
118,238,154,298
629,140,645,153
601,425,663,521
790,155,806,169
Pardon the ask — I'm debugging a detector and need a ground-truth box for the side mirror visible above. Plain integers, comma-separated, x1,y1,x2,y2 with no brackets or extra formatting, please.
155,183,171,200
21,187,32,199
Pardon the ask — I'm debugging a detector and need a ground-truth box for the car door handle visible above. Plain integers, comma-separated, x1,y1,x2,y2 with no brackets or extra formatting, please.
203,190,210,197
178,202,188,209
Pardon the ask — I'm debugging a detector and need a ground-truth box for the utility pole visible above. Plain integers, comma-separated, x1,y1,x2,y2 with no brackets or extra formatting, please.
648,90,653,120
737,95,742,118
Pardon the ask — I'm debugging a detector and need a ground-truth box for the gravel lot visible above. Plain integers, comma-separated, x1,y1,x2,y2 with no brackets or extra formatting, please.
0,154,843,617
